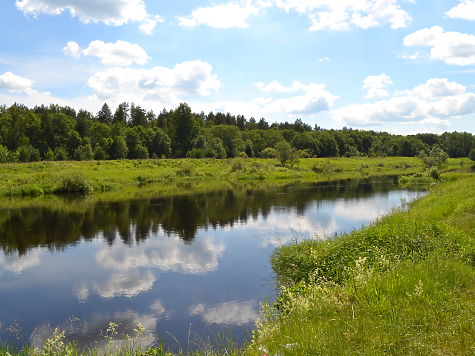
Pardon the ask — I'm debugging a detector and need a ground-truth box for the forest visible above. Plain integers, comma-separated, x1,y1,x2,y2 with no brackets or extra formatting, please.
1,102,475,163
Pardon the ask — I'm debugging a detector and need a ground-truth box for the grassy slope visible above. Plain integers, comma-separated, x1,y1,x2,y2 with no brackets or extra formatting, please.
1,157,468,211
1,162,474,356
248,172,475,355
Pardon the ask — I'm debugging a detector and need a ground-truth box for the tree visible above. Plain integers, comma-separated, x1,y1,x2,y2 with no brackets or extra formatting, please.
113,102,129,125
469,148,475,162
418,146,449,169
172,103,199,157
97,103,113,125
275,141,298,167
110,136,128,159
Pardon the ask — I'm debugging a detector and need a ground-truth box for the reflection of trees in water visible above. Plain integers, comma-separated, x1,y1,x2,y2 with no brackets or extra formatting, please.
0,177,404,254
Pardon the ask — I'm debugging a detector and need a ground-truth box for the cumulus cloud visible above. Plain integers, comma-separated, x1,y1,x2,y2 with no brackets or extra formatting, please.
64,40,150,66
0,249,44,274
178,2,260,29
190,300,259,325
87,60,221,105
0,71,37,94
139,15,165,35
446,0,475,21
333,78,475,126
404,26,475,66
362,74,393,99
95,234,225,275
93,270,156,298
253,80,338,115
16,0,161,33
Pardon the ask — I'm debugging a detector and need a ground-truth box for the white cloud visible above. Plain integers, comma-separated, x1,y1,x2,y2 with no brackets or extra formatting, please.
412,78,466,99
139,15,165,35
16,0,161,34
318,57,331,63
333,78,475,126
252,80,338,115
95,234,225,275
64,40,150,66
94,270,156,298
262,0,412,31
446,0,475,21
404,26,475,66
0,71,37,94
0,249,44,274
17,0,148,26
190,300,259,325
362,74,393,99
63,41,81,58
87,60,221,105
178,2,260,29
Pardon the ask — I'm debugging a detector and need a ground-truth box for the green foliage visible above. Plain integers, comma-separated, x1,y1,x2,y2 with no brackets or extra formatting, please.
418,145,449,169
44,148,55,161
17,145,40,162
53,146,69,161
275,141,299,167
0,144,8,163
134,144,149,159
54,173,93,195
110,136,128,159
73,144,94,161
260,147,277,158
93,146,108,160
469,148,475,161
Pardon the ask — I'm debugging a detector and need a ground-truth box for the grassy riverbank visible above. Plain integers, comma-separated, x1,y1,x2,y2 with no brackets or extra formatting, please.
0,156,468,206
1,165,474,356
247,172,475,355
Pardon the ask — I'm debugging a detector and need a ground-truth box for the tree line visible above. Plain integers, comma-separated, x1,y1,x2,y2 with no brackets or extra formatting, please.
0,102,474,163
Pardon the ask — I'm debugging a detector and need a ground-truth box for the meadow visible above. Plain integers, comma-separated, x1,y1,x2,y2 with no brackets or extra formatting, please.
0,158,474,355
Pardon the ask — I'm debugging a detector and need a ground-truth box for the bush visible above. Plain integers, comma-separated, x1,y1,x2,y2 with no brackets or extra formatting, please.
94,146,108,160
0,145,8,163
230,158,245,172
430,168,440,180
187,148,206,159
260,147,277,158
54,147,69,161
54,173,93,195
17,145,41,162
238,151,248,158
469,148,475,162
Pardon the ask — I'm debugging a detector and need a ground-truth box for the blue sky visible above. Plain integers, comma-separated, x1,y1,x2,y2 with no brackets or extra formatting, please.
1,0,475,134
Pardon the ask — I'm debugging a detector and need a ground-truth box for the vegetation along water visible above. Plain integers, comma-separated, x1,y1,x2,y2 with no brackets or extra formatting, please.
0,102,474,355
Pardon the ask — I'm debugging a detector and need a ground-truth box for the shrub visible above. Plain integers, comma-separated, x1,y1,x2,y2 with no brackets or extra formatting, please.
469,148,475,162
430,168,440,180
135,144,149,159
230,158,245,172
187,148,206,159
54,173,93,195
0,145,8,163
54,146,69,161
17,145,40,162
94,146,108,160
238,151,248,158
260,147,277,158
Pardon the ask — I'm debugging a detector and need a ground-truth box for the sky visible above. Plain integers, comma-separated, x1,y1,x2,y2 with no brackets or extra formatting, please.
0,0,475,134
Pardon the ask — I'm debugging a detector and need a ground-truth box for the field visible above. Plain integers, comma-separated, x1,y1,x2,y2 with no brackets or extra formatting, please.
0,158,474,355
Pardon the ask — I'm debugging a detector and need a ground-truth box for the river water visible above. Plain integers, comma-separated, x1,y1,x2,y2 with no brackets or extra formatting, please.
0,177,423,352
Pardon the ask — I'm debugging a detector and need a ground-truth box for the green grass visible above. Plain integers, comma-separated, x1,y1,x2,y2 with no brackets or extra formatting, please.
0,157,467,208
1,162,474,356
248,172,475,356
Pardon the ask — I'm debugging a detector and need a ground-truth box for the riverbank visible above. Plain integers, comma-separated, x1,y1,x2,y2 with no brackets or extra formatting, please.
1,167,474,356
0,156,468,209
247,171,475,355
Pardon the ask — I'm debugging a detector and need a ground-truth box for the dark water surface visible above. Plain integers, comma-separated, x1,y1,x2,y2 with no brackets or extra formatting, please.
0,177,424,351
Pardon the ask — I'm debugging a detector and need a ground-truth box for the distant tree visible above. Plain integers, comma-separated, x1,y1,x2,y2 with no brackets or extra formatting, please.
469,148,475,162
110,136,128,159
151,128,171,158
0,145,8,163
94,146,108,160
275,141,298,167
113,102,129,125
97,103,113,125
172,103,199,157
418,146,449,169
130,104,148,127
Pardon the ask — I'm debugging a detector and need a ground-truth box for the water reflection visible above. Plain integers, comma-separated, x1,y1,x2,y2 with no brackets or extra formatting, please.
0,177,424,352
